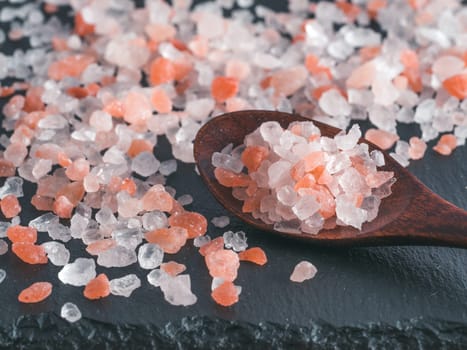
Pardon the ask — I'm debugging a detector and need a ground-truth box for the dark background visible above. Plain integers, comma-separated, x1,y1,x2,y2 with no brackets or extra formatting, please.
0,0,467,348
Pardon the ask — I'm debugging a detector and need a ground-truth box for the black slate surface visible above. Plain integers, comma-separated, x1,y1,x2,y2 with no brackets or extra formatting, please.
0,1,467,348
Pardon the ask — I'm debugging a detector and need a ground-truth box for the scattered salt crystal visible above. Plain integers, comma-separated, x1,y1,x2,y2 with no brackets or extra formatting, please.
290,261,317,283
0,177,23,199
58,258,96,286
211,216,230,228
110,274,141,297
390,152,410,168
0,269,5,284
29,213,59,232
138,243,164,270
414,99,436,124
193,235,211,248
131,152,160,177
47,222,71,242
160,274,197,306
41,241,70,266
223,231,248,252
177,194,193,206
0,239,8,255
319,89,351,117
147,269,170,288
159,159,177,176
97,246,137,268
61,303,82,323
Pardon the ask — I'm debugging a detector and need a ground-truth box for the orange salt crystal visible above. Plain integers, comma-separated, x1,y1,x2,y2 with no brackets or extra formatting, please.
173,60,193,81
311,85,346,100
57,152,72,168
107,176,122,193
18,282,52,303
151,88,172,114
400,49,422,93
168,211,207,239
1,195,21,218
199,237,224,257
364,129,399,150
245,180,258,197
44,3,58,14
393,75,408,90
0,86,15,98
145,227,188,254
7,225,37,244
103,99,125,118
211,76,239,103
145,23,176,43
214,168,250,187
225,59,251,81
48,54,95,80
127,139,153,158
51,37,68,51
205,249,240,281
303,151,325,172
408,137,427,160
305,54,332,80
0,159,16,177
336,1,360,21
365,171,395,188
120,178,137,196
294,174,316,191
23,86,45,112
84,274,110,300
211,281,239,307
65,158,90,181
12,243,48,264
161,261,186,276
442,74,467,100
433,134,457,156
242,192,263,213
74,12,95,36
367,0,387,18
149,57,176,86
20,111,47,130
241,146,269,173
86,239,117,256
122,91,152,126
141,185,174,212
290,161,306,182
53,196,74,219
188,36,209,58
238,247,267,266
31,195,54,211
66,86,89,99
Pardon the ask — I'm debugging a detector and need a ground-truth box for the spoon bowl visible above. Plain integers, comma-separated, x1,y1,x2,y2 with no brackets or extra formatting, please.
194,110,467,247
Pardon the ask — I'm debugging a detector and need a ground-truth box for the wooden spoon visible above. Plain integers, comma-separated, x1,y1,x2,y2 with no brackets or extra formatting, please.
194,110,467,247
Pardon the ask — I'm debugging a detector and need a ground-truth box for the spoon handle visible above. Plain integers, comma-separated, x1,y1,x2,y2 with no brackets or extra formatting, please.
385,182,467,248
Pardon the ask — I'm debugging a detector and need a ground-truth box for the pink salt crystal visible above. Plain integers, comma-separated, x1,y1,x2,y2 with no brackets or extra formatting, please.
188,36,209,58
4,143,28,167
141,185,174,212
145,23,176,42
145,227,188,254
364,129,399,150
346,61,376,89
225,59,251,81
205,249,240,282
151,88,172,114
199,237,224,257
0,159,16,177
393,75,408,91
365,171,395,188
161,261,186,276
433,134,458,156
48,54,95,80
122,91,152,126
269,66,308,96
65,158,90,181
225,97,251,113
290,261,317,283
53,196,74,219
83,174,100,193
1,195,21,219
86,239,117,256
408,137,427,160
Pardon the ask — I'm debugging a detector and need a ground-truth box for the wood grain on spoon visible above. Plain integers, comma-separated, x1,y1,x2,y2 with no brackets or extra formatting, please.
194,110,467,247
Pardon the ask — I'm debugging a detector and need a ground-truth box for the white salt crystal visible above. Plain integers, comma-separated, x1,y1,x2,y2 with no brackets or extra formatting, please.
301,213,324,235
0,222,9,238
361,195,381,222
211,277,224,291
211,216,230,228
37,114,67,129
325,153,351,174
414,99,436,124
268,160,292,188
32,159,52,179
335,124,361,150
142,211,168,231
335,195,368,230
290,261,317,283
370,150,385,167
185,98,215,121
395,140,410,159
160,274,197,306
193,234,211,248
58,258,96,286
131,152,160,177
159,159,177,176
338,167,367,195
70,214,89,239
138,243,164,269
276,185,298,206
47,222,72,242
29,213,59,232
368,105,396,132
260,121,283,145
0,269,5,284
61,303,81,323
110,274,141,297
223,230,248,252
95,207,117,226
292,195,320,221
319,89,351,117
390,152,410,167
89,110,113,132
344,27,381,47
147,269,170,287
112,227,143,250
211,152,244,173
0,177,23,199
41,241,70,266
97,246,137,268
0,239,8,255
